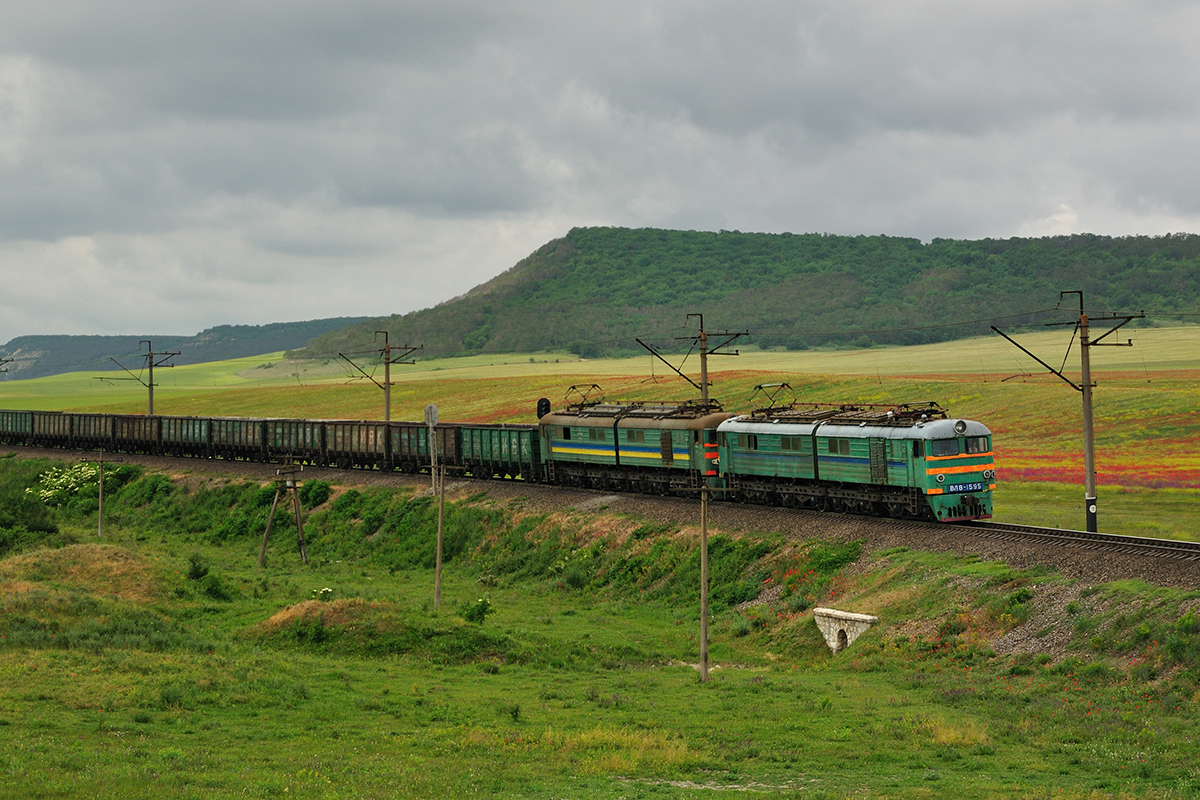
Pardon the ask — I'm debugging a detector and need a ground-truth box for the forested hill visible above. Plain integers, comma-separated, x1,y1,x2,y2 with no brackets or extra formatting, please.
300,227,1199,360
0,318,369,380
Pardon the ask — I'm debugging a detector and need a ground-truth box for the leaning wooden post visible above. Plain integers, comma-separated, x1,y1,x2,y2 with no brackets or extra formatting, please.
258,463,306,566
258,486,283,567
291,481,308,564
97,449,104,540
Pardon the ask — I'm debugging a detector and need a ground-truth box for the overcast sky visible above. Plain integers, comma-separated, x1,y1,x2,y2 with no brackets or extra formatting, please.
2,0,1198,343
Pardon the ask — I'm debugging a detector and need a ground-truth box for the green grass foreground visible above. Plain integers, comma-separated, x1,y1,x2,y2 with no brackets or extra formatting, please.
2,457,1200,799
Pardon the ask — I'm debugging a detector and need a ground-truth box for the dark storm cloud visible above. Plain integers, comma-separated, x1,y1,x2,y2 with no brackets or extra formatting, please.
2,1,1199,343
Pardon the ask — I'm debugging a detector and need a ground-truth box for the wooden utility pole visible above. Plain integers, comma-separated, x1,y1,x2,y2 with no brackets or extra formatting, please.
632,313,739,680
436,459,446,608
427,404,444,608
257,464,308,567
699,484,709,681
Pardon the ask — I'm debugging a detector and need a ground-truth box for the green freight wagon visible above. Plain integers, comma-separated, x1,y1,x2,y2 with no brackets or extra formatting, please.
31,412,70,447
211,417,266,461
265,419,325,465
69,413,113,450
326,420,388,469
459,423,541,480
0,410,32,446
386,421,458,473
161,416,211,457
388,421,428,473
113,415,161,454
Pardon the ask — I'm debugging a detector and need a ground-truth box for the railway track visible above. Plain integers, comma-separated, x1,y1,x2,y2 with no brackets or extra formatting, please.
954,521,1200,562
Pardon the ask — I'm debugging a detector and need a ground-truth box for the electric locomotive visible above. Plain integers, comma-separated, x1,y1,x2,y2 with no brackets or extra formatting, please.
717,401,994,521
537,391,729,494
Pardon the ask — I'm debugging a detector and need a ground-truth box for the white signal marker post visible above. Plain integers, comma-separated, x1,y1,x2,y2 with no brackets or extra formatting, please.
426,404,444,608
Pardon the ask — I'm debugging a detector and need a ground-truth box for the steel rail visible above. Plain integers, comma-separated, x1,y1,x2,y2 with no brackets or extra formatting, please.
951,521,1200,561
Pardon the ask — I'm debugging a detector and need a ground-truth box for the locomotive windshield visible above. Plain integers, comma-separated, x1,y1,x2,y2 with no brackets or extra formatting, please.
965,436,989,454
930,439,960,457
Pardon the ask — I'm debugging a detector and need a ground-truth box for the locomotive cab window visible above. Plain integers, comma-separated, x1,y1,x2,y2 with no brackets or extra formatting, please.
965,436,988,454
626,430,645,443
561,427,571,440
827,439,850,456
736,434,758,450
931,438,960,457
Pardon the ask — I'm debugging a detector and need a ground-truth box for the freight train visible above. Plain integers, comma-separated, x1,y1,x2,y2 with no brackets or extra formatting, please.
0,394,994,522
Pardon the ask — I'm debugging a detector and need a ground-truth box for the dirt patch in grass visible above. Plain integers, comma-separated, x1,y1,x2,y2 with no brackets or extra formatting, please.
0,544,160,603
254,598,383,632
987,581,1080,659
0,579,39,595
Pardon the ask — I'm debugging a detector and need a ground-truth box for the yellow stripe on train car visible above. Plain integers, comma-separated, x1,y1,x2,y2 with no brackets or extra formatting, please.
551,446,616,457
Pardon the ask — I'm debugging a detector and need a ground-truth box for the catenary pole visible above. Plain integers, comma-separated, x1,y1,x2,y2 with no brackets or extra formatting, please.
992,292,1142,533
1079,308,1098,532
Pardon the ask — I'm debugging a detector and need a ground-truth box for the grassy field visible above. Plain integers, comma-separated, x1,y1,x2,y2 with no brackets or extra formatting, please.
2,458,1199,798
1,327,1197,537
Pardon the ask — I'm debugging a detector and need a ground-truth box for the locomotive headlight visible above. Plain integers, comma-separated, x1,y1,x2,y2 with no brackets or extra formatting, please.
936,474,945,483
983,469,995,479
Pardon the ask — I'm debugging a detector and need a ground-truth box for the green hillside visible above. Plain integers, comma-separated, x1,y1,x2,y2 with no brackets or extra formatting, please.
301,227,1200,359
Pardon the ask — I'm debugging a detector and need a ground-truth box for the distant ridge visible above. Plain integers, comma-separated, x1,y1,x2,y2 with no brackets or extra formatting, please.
300,227,1200,359
1,318,370,380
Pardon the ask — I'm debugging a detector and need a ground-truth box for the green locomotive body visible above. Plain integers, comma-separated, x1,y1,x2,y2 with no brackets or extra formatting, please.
717,402,993,521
